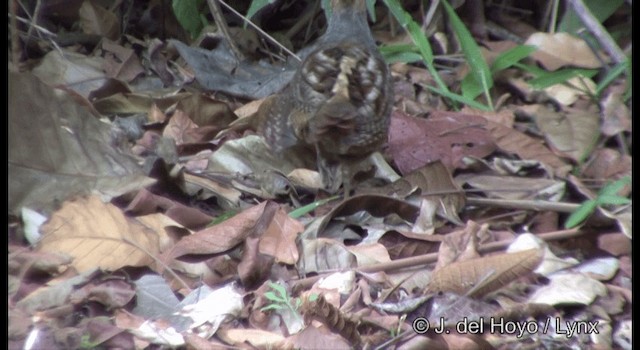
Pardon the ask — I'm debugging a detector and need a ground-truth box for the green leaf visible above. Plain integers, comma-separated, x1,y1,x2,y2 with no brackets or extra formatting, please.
208,210,238,226
441,0,493,107
172,0,205,39
383,0,449,93
246,0,275,20
596,195,631,206
528,68,598,90
261,304,286,312
366,0,377,22
289,195,340,219
564,199,598,229
423,84,491,111
491,45,538,73
267,281,289,298
308,293,319,302
263,291,286,302
380,44,423,64
599,176,631,196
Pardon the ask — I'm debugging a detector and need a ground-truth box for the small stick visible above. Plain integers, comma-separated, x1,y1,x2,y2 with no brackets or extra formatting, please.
566,0,627,64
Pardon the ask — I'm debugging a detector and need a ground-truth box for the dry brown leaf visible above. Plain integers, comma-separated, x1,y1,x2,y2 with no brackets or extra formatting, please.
283,324,351,350
525,32,603,70
485,120,570,177
461,174,565,201
32,51,108,99
523,105,600,162
102,40,145,82
78,0,120,40
427,248,544,297
347,243,391,266
259,208,303,265
600,91,632,136
298,238,357,273
163,110,198,145
167,201,276,259
216,328,285,347
38,195,176,273
388,111,496,174
383,161,466,226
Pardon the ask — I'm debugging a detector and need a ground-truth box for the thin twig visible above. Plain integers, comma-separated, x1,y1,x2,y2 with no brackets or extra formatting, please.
566,0,627,64
217,0,301,62
9,0,20,68
291,227,584,290
206,0,245,61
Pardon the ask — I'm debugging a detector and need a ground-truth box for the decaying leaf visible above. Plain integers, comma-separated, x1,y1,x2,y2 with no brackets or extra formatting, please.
525,32,603,70
427,248,544,297
38,195,177,273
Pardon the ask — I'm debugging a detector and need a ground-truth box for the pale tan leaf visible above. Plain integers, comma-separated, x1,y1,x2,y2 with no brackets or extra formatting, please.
461,174,565,201
523,105,600,162
600,91,632,136
528,272,607,305
38,196,174,273
427,249,544,297
543,75,597,106
259,208,303,265
217,328,285,347
525,32,603,70
347,243,391,266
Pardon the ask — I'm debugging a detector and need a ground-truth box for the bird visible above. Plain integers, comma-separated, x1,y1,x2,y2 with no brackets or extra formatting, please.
259,0,393,195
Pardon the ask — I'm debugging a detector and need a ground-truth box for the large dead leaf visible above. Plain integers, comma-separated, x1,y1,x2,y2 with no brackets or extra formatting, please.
427,248,544,297
388,111,496,174
259,207,303,265
32,51,108,99
521,105,600,162
525,32,603,70
170,40,295,99
8,72,154,214
167,201,277,259
38,196,176,273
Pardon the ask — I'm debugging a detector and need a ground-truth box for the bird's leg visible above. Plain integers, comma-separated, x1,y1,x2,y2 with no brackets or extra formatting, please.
341,163,353,198
315,144,343,194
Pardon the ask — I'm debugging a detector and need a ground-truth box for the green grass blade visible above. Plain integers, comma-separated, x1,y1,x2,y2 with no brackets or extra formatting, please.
383,0,450,93
596,60,631,96
596,195,631,206
491,45,538,73
441,0,493,108
599,176,631,196
564,199,598,229
288,195,340,219
528,68,598,89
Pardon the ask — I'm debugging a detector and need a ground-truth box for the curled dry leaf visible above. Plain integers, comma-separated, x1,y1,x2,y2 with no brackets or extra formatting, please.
167,201,277,259
427,248,544,298
525,32,603,70
485,120,570,177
